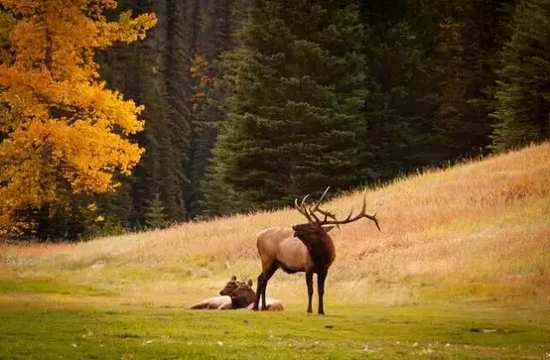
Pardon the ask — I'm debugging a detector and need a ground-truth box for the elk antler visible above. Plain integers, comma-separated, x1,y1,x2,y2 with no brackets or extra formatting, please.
295,187,336,225
320,189,381,231
295,187,381,231
295,194,313,223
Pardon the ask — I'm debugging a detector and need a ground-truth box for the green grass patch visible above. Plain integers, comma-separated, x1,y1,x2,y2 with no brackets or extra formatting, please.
0,278,114,297
0,304,548,359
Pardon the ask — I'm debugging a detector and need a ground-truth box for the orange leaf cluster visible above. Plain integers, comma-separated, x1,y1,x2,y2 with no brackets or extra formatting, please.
0,0,157,232
190,54,212,113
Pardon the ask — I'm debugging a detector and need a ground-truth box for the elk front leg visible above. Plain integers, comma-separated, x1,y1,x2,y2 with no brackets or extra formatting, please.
261,263,279,311
317,270,327,315
252,272,264,311
305,271,314,313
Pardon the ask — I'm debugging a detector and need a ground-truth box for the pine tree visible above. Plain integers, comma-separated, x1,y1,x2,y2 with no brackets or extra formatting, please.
360,2,441,181
165,0,193,218
491,0,550,151
360,0,511,182
204,0,367,213
144,192,168,229
187,0,241,218
434,0,512,159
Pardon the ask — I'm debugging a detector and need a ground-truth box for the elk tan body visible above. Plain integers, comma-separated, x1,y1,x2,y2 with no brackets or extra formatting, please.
256,227,327,273
189,296,233,310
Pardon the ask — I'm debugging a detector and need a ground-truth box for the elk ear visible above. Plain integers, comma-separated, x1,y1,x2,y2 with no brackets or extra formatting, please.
231,275,237,281
323,226,335,233
247,279,253,287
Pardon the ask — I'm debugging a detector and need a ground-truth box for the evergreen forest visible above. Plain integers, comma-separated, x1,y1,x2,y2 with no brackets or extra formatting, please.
1,0,549,241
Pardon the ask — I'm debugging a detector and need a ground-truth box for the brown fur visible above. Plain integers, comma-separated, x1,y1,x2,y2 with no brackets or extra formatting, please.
221,277,284,311
253,188,379,315
253,223,335,314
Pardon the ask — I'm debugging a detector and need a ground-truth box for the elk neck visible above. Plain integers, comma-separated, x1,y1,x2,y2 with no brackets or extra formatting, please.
310,232,335,272
295,225,336,272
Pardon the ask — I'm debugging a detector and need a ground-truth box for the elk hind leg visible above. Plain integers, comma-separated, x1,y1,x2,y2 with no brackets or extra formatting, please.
317,271,328,315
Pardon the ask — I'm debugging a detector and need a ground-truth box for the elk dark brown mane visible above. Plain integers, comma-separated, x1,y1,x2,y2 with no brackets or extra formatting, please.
253,187,380,315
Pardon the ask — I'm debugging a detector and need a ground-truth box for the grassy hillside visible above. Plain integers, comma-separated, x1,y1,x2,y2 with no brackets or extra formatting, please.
1,143,549,359
1,142,549,310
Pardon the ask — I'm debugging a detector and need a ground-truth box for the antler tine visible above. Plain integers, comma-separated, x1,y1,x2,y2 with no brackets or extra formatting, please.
343,200,355,222
300,194,310,209
315,208,341,230
310,186,330,213
368,212,381,231
295,194,313,223
309,207,322,223
308,186,336,226
359,189,381,231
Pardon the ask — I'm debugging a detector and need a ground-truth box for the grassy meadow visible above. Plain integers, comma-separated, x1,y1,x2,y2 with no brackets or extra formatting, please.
1,143,549,359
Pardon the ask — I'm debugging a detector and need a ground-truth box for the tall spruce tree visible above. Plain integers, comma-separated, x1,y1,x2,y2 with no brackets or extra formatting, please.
434,0,512,159
360,0,511,182
360,1,441,181
186,0,241,218
204,0,367,214
491,0,550,151
164,0,193,220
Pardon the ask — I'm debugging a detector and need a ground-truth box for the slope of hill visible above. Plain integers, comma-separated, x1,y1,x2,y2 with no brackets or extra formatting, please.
1,143,549,308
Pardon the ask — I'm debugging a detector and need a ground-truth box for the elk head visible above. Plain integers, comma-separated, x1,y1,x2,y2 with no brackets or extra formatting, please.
219,276,239,296
219,276,255,309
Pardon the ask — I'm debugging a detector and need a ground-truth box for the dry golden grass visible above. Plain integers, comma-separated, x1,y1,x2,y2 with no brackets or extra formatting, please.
1,142,549,309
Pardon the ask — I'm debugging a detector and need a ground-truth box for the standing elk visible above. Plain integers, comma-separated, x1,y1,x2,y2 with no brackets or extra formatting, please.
252,187,380,315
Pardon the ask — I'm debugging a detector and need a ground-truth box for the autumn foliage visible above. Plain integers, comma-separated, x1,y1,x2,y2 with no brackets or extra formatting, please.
0,0,156,236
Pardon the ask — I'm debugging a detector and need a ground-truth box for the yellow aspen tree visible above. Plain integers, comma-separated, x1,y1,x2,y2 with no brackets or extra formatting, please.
0,0,156,234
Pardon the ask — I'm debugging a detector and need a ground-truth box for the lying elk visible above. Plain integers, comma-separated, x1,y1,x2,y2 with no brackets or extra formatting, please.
190,276,283,311
189,276,237,310
253,187,380,315
219,276,284,311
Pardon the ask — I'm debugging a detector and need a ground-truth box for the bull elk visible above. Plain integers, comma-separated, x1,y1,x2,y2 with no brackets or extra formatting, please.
252,187,380,315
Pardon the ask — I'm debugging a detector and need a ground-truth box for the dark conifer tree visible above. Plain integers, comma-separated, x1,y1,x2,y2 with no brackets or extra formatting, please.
434,0,512,159
100,0,186,228
491,0,550,151
204,0,368,213
186,0,241,218
360,1,441,181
